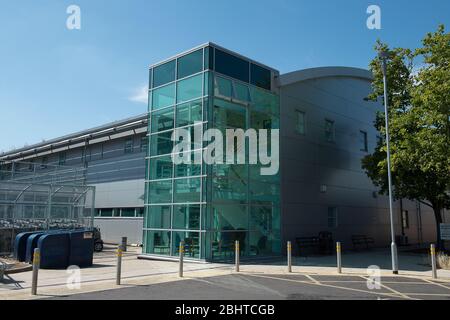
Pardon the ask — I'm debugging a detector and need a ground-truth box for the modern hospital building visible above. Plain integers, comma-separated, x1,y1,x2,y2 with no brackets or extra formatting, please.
1,43,446,261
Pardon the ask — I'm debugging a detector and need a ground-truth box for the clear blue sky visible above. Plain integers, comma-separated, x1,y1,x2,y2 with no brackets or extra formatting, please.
0,0,449,152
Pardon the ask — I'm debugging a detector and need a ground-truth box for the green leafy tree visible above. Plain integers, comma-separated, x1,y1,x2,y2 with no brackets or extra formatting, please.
362,25,450,248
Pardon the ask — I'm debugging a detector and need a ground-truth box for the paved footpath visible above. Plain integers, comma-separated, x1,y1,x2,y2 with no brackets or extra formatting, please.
1,247,449,300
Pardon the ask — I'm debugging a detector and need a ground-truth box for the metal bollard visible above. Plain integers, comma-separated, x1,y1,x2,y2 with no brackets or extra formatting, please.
287,241,292,273
116,246,123,285
121,237,128,252
235,240,240,272
179,241,184,278
431,244,437,279
336,242,342,274
31,248,40,295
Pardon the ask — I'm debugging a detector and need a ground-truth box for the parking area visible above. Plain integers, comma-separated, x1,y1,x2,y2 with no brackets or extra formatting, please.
45,273,450,300
1,246,450,300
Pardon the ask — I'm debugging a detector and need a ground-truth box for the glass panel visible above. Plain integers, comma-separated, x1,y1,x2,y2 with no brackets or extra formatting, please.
175,151,202,177
145,231,171,255
250,63,271,90
149,156,173,180
177,49,203,79
234,82,251,103
296,111,306,135
151,107,174,133
173,178,201,203
173,205,200,230
153,60,176,88
176,99,202,127
210,231,247,260
213,99,246,129
172,231,200,258
214,49,249,83
146,205,171,228
250,110,279,130
214,76,233,99
204,46,214,70
212,176,247,202
148,180,172,204
212,204,248,231
177,74,203,103
149,68,153,90
152,83,175,110
121,208,135,217
150,131,173,156
250,86,279,115
100,209,113,217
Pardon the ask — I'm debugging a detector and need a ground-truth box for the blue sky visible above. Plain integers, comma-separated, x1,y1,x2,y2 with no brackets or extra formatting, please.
0,0,449,152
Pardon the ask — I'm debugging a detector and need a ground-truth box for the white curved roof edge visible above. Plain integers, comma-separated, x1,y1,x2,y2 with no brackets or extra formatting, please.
279,66,373,87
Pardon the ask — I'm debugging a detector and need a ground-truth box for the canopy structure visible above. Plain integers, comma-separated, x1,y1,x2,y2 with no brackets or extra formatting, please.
0,161,94,254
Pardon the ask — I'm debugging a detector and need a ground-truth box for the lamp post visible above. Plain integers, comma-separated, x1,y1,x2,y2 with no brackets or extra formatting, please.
379,51,399,275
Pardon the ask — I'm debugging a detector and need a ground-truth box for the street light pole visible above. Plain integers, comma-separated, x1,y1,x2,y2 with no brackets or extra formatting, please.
379,51,399,275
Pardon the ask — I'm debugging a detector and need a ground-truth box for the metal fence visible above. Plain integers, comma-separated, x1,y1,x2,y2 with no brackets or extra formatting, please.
0,180,95,255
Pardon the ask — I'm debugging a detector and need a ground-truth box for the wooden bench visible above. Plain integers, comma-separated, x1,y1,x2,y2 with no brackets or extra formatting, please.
351,235,375,250
296,236,320,256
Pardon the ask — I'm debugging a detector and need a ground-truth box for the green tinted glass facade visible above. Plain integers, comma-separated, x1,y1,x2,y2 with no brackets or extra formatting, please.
144,44,280,260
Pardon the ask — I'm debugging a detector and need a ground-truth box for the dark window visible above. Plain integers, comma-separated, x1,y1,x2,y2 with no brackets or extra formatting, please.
214,49,249,83
124,138,134,154
204,46,214,70
251,63,271,90
140,136,148,154
121,208,136,217
177,49,203,79
360,130,368,152
41,156,48,169
58,152,66,166
325,119,335,142
153,60,176,88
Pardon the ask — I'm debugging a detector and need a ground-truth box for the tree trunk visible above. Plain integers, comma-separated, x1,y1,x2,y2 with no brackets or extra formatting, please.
433,206,443,250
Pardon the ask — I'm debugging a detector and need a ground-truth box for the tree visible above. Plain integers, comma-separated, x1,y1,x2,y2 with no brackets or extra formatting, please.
362,25,450,249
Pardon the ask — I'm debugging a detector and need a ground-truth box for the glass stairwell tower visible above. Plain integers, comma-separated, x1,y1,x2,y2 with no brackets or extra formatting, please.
143,43,280,261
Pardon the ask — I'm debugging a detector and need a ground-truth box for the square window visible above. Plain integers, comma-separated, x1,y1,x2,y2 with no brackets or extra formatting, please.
152,83,175,110
177,49,203,79
153,60,176,88
177,74,203,103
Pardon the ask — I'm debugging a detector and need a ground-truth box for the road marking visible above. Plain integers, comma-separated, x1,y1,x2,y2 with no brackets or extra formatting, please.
422,278,450,291
305,275,320,284
359,276,417,300
245,274,406,300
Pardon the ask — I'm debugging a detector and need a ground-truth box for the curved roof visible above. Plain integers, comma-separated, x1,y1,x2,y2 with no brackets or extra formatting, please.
279,66,373,87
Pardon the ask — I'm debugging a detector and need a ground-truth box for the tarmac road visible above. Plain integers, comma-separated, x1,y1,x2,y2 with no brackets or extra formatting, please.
46,273,450,300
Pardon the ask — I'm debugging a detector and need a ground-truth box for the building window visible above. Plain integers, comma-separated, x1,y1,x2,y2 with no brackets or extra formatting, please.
176,74,203,103
40,156,48,169
296,110,306,135
250,63,271,90
177,49,203,80
140,136,148,154
328,207,338,228
325,119,335,142
214,49,250,83
120,208,136,217
124,139,134,154
152,60,176,88
58,152,66,166
360,130,368,152
402,210,409,229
